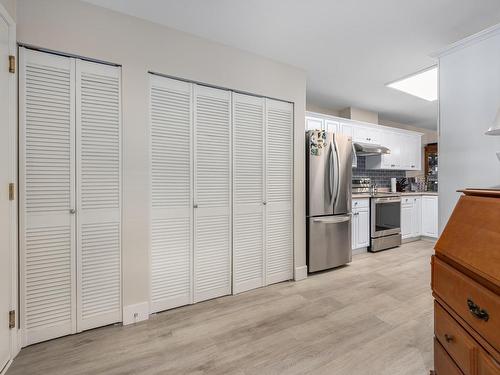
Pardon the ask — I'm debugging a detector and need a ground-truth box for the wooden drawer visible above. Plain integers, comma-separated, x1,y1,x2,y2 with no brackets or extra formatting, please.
434,338,464,375
432,256,500,351
478,350,500,375
435,301,477,375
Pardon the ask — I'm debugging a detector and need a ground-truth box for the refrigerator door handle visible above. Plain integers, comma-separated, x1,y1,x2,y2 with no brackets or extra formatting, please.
331,139,340,206
312,215,351,224
328,143,334,202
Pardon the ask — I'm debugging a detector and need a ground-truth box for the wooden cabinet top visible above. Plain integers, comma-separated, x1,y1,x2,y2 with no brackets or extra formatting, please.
435,190,500,289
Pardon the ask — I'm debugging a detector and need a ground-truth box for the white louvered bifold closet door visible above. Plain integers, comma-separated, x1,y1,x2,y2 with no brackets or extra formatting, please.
194,85,232,302
150,75,193,312
265,99,294,285
19,48,76,345
232,93,265,294
76,60,122,330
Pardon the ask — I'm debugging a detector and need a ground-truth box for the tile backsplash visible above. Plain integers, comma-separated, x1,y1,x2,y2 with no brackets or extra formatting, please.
352,156,405,188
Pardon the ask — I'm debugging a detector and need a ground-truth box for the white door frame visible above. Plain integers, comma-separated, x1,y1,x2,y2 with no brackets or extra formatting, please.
0,3,19,374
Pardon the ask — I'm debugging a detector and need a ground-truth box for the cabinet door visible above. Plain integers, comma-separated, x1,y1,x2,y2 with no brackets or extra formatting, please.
20,48,76,345
353,125,379,144
149,76,193,312
352,210,359,250
356,208,370,248
232,93,265,294
412,197,421,237
76,60,122,331
401,204,413,239
410,135,422,170
340,123,354,138
266,99,293,285
306,116,323,131
382,131,401,169
324,119,339,134
194,85,232,302
422,196,438,237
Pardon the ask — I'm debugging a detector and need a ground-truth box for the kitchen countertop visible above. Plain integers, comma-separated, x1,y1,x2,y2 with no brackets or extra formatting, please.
352,191,438,199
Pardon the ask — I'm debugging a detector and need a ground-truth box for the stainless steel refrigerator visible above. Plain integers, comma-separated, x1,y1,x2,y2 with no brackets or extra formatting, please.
306,130,353,272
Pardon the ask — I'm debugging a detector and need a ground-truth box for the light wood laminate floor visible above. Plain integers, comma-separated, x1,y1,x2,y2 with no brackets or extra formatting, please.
9,240,434,375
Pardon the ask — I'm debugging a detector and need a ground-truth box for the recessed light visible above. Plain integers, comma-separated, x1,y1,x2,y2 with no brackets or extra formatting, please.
386,66,438,102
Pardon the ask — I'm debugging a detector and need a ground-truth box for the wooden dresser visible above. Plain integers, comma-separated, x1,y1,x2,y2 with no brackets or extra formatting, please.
431,189,500,375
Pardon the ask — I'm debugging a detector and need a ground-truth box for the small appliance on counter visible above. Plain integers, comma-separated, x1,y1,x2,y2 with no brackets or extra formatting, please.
352,177,372,194
306,130,353,272
396,177,408,192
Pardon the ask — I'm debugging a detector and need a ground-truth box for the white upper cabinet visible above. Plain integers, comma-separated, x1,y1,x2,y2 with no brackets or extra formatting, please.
324,119,339,134
352,125,379,144
306,116,323,131
306,112,422,171
380,130,401,169
340,123,354,138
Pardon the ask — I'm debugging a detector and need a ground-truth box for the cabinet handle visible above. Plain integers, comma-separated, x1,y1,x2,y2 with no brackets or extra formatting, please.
467,298,489,321
444,334,454,343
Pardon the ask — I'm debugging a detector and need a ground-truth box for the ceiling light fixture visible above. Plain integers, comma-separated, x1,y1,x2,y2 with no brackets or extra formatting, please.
386,66,438,102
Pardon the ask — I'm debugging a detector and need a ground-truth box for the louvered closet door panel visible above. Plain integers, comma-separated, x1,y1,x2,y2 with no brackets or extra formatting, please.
19,48,76,345
232,93,265,294
150,75,193,312
76,60,121,330
194,85,231,302
265,99,294,285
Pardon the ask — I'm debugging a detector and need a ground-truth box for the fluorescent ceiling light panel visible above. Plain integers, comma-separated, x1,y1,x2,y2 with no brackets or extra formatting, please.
387,66,438,101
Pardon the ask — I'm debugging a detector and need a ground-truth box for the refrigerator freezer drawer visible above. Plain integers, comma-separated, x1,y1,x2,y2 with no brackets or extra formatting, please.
307,215,352,273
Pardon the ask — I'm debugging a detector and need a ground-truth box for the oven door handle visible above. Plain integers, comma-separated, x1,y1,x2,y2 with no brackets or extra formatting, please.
374,197,401,203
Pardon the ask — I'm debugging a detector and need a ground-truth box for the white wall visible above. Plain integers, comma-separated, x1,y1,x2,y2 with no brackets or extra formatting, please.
438,26,500,230
15,0,307,316
0,0,15,21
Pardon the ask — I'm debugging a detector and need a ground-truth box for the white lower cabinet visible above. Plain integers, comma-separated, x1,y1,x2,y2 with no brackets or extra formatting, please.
401,195,438,239
421,195,439,238
352,199,370,249
401,196,421,239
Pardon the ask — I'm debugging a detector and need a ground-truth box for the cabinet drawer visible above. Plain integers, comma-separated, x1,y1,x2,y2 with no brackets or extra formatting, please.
435,301,477,375
352,198,369,208
432,256,500,352
402,196,413,205
434,338,464,375
478,350,500,375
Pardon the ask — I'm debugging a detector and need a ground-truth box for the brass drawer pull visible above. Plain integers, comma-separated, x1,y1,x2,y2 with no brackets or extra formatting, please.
467,298,489,322
444,334,454,343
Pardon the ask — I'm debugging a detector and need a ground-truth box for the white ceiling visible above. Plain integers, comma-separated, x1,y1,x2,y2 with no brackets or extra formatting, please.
83,0,500,129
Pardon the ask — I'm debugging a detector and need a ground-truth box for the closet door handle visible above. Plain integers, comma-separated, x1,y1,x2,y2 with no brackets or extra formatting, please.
69,209,76,214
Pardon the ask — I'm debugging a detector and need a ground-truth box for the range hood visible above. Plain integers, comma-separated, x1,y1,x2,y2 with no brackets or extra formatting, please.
354,142,391,156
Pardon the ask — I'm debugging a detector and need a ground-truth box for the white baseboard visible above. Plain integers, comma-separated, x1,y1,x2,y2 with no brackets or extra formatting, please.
352,247,368,255
1,359,12,375
123,302,149,325
294,265,308,281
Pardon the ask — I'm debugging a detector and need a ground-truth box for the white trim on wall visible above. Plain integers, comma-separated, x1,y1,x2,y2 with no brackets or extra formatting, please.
0,2,18,373
431,22,500,58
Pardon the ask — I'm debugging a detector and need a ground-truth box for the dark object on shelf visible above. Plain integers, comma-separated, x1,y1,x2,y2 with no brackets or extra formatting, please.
396,177,408,192
425,143,438,192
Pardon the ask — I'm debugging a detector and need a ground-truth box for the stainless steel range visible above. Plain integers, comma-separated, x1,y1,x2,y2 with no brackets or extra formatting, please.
370,193,402,252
